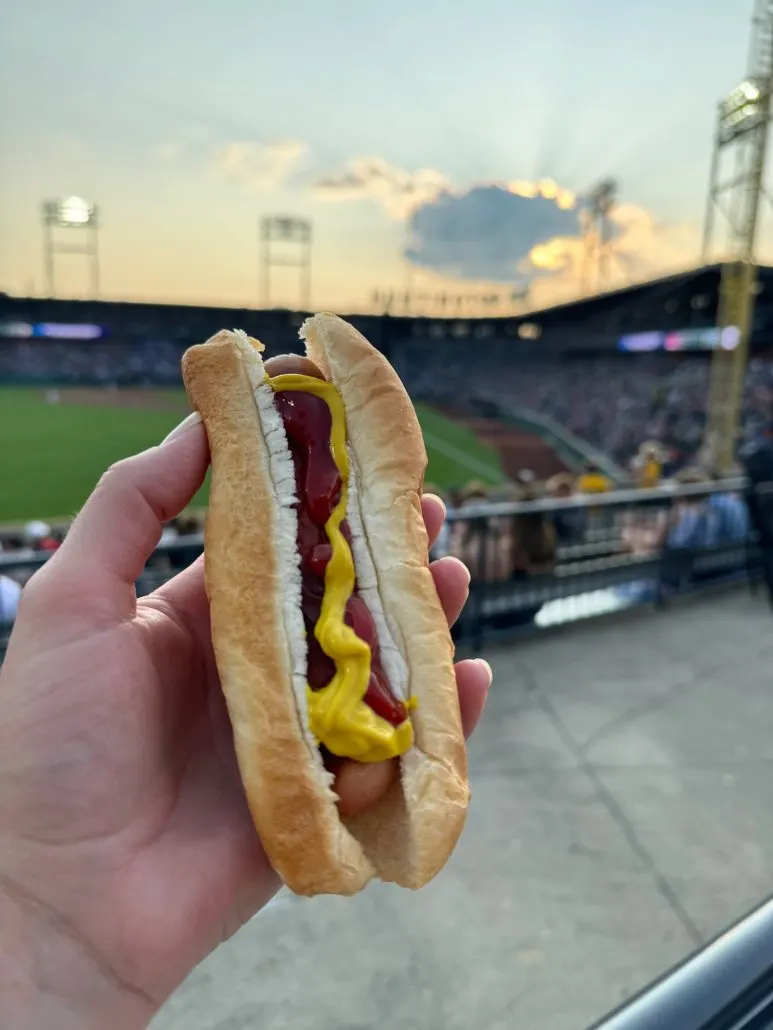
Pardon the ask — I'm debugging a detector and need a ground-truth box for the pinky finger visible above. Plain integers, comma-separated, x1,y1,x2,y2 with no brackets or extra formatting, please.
455,658,492,739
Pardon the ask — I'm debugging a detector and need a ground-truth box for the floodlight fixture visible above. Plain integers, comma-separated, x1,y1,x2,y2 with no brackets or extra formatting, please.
43,196,99,228
718,78,769,144
259,215,313,310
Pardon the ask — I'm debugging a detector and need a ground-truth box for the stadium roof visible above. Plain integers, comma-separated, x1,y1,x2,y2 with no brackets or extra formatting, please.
2,262,773,354
516,262,773,330
390,263,773,351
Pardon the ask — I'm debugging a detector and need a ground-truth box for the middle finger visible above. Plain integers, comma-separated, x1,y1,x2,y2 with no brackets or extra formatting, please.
431,556,470,627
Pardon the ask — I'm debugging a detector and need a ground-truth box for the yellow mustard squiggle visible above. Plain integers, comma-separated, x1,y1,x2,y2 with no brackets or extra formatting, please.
266,373,413,763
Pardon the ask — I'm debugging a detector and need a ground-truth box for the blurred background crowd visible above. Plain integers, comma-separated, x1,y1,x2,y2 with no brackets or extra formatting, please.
395,345,773,467
4,336,773,469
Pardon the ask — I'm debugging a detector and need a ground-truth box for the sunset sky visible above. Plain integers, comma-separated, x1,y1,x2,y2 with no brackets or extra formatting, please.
0,0,764,314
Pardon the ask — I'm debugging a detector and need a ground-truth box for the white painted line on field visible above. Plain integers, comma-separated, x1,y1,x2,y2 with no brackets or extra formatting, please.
421,429,502,481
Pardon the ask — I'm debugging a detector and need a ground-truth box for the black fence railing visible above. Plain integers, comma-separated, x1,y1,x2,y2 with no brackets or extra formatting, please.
445,478,767,649
2,480,770,660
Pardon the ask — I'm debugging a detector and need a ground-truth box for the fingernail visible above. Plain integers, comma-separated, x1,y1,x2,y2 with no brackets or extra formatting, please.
162,411,202,445
425,493,447,517
473,659,493,689
447,555,471,585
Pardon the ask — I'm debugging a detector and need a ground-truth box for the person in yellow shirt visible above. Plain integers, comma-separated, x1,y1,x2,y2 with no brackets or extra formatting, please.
635,443,663,489
577,461,611,495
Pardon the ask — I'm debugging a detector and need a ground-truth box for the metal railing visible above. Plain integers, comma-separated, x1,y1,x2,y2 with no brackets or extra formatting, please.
590,895,773,1029
445,478,767,649
1,481,770,660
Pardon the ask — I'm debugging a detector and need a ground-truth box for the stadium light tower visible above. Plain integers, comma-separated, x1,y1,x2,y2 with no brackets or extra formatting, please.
702,0,773,473
580,178,618,295
42,196,101,298
259,216,313,311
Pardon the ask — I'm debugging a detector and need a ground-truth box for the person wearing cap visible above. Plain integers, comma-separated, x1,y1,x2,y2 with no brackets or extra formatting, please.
576,461,613,543
546,473,581,544
23,521,60,554
514,468,536,488
577,462,611,495
655,467,712,591
508,480,556,576
704,473,750,548
480,477,556,631
546,472,575,499
452,482,505,584
633,443,663,490
23,521,50,546
666,468,713,549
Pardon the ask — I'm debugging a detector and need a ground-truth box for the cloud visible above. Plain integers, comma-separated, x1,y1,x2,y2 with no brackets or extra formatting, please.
608,203,696,275
405,183,583,282
311,155,586,281
207,142,697,299
313,157,450,219
383,178,697,308
213,140,307,191
523,206,699,308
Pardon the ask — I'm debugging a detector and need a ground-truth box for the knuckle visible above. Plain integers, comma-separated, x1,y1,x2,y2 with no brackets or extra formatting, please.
97,456,135,491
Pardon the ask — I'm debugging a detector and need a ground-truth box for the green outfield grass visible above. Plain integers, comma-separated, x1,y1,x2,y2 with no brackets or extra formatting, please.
0,387,506,522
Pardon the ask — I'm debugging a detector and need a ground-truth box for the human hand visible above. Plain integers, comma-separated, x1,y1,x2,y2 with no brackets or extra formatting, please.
0,410,491,1030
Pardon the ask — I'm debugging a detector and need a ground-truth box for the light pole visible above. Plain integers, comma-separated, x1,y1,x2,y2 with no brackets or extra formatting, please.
41,196,101,298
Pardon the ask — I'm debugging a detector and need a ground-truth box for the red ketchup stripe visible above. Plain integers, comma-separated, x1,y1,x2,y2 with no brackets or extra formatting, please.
274,390,407,729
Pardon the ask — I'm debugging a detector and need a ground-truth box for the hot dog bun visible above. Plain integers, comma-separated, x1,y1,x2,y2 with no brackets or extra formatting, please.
181,314,469,895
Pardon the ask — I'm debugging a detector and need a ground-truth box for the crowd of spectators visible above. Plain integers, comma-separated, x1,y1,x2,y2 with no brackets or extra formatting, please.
0,338,185,386
0,460,763,640
428,461,754,635
392,341,773,467
2,332,772,635
3,334,773,469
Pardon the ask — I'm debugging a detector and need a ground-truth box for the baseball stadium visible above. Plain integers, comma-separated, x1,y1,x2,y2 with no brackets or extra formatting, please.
4,2,773,1029
3,262,771,523
3,264,773,1028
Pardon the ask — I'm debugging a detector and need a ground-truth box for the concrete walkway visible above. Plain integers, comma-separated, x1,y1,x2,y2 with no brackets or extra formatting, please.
153,590,773,1030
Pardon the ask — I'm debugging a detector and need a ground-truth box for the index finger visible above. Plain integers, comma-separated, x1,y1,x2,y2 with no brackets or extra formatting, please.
334,659,491,816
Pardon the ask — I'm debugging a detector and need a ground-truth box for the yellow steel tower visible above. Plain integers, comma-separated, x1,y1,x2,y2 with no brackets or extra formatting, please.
702,0,773,473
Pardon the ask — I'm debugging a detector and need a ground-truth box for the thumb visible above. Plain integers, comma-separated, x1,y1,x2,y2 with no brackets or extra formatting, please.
47,412,208,612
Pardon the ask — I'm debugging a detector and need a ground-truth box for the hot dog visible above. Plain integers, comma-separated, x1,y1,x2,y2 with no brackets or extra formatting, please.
181,313,468,896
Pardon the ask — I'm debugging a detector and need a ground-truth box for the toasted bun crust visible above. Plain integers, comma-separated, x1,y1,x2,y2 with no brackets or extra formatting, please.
303,314,469,886
182,332,374,895
181,317,469,894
